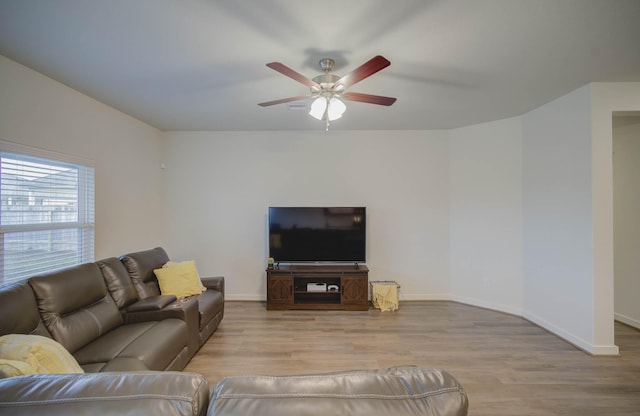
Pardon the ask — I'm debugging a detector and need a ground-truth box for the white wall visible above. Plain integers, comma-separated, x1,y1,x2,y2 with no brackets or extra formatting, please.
0,55,166,258
613,116,640,329
449,117,523,315
162,130,450,300
520,83,640,355
522,85,599,352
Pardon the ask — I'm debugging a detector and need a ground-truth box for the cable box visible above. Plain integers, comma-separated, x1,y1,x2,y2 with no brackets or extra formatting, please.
307,283,327,292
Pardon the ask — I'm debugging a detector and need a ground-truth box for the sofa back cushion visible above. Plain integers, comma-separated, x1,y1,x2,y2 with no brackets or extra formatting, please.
210,366,469,416
0,281,52,338
96,257,138,309
120,247,169,299
28,263,123,353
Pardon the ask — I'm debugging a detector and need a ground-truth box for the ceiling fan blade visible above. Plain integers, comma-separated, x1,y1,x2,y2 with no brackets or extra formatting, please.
341,92,397,106
266,62,320,89
333,55,391,91
258,95,311,107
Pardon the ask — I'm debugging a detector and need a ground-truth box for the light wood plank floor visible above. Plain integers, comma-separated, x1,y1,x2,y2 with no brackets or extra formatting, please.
185,301,640,415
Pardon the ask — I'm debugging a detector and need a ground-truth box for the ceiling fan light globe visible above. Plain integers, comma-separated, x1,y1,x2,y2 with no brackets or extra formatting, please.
328,97,346,121
309,97,327,120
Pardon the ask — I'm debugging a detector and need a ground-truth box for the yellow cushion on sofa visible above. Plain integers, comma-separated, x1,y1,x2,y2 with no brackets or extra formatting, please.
154,260,206,298
0,358,37,378
164,260,207,291
0,334,84,375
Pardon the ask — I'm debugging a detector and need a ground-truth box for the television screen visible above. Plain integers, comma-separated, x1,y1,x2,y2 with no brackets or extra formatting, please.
268,207,366,263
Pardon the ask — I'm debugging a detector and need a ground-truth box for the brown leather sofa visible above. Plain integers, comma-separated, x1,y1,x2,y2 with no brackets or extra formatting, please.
0,247,224,371
0,366,468,416
2,266,190,372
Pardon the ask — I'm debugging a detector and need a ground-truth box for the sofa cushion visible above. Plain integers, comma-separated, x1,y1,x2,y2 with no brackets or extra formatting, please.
0,281,52,338
96,357,156,372
29,263,123,353
121,247,169,299
0,334,84,375
97,257,139,309
154,260,206,298
72,319,188,372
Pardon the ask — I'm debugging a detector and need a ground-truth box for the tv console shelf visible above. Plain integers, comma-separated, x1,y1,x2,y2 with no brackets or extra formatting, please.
266,265,369,311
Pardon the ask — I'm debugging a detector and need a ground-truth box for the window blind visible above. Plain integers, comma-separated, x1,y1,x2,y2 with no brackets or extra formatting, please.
0,150,95,285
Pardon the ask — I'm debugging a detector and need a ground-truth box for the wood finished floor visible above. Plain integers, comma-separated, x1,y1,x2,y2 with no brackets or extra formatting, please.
184,301,640,415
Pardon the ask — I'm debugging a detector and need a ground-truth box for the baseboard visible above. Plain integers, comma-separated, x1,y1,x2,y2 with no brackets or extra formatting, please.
449,295,522,317
226,293,450,302
225,294,265,301
399,293,450,301
522,310,619,356
615,313,640,330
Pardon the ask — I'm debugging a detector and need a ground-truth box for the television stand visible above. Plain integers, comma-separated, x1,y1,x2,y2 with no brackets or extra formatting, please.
266,265,369,311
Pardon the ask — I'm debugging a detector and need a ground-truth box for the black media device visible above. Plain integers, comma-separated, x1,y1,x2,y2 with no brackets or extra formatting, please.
268,207,366,263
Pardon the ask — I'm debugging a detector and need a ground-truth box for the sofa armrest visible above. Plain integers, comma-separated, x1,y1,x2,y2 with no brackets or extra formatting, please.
124,297,198,324
127,295,177,312
0,372,210,416
201,276,224,296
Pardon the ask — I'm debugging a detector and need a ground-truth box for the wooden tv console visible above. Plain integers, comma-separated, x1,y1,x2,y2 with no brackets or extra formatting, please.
266,265,369,311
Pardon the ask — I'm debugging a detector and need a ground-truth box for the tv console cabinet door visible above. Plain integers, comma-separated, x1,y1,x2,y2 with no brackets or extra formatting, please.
341,275,368,310
267,274,293,307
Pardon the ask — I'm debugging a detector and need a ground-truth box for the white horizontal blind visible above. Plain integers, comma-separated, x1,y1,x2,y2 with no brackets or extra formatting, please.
0,149,95,285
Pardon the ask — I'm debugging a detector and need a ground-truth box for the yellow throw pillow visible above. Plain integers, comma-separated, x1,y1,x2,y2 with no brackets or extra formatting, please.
0,358,37,378
164,260,207,292
154,260,206,298
0,334,84,375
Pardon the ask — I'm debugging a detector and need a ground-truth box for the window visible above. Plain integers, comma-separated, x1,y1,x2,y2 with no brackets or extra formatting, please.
0,142,94,285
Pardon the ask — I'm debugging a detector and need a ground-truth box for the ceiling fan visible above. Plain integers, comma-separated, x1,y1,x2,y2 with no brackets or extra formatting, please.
258,55,396,130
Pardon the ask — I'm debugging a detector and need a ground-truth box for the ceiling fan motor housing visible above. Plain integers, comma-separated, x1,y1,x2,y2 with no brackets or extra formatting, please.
311,58,340,94
312,73,340,94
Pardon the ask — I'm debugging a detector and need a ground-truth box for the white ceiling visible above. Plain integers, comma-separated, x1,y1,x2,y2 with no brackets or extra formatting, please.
1,0,640,132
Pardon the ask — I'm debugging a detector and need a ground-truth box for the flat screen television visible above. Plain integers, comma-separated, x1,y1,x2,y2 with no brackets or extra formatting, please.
268,207,366,263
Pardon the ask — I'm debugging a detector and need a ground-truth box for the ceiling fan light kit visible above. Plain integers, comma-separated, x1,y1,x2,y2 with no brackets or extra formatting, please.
309,96,346,122
259,55,396,130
